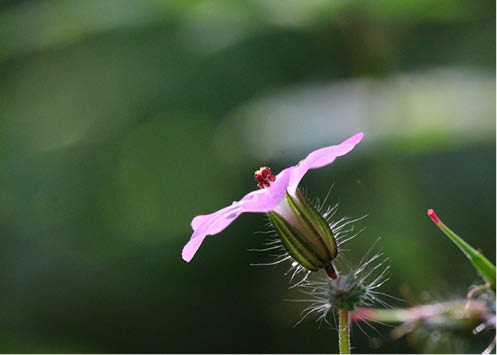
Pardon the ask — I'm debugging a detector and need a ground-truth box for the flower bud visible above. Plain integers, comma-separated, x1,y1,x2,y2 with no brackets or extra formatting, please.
328,273,367,311
267,188,338,276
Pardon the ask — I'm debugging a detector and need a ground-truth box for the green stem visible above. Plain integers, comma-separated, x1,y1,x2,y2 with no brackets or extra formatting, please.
338,309,351,354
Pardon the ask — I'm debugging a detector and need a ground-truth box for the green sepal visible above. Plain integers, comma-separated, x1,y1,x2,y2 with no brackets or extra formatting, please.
286,190,337,260
267,211,323,271
295,189,338,258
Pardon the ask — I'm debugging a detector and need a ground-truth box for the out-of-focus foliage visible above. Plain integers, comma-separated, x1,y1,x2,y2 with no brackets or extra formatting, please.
0,0,494,353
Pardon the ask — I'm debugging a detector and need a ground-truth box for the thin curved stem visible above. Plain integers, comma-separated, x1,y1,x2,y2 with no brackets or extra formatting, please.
338,309,351,354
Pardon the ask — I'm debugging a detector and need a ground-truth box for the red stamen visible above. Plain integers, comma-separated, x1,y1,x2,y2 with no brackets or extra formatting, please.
254,167,276,189
427,209,441,225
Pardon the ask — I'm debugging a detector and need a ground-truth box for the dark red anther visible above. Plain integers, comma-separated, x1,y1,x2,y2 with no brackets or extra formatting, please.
325,262,337,280
254,166,276,189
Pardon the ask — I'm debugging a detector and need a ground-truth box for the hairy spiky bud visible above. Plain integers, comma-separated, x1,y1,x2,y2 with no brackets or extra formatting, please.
291,247,393,327
327,273,367,311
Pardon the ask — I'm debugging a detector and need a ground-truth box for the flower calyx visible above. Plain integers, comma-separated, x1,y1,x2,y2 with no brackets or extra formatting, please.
267,188,338,278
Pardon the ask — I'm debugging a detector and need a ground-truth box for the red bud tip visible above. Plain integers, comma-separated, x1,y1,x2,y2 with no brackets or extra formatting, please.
427,209,441,225
325,262,337,280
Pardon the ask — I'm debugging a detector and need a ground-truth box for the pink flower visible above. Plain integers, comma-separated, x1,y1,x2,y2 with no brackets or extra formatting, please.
182,132,364,265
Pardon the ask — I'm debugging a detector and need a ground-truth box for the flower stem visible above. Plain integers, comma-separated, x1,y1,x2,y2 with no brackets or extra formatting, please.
338,309,351,354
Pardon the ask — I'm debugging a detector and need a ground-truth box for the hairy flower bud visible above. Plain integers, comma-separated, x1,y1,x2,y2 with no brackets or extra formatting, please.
291,248,392,328
328,273,367,311
267,188,338,277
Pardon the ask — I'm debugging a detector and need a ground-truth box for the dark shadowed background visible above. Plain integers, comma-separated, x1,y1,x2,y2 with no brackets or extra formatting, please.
0,0,495,353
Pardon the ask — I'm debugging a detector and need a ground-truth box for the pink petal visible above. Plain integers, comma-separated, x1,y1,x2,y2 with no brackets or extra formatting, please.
183,206,243,262
287,132,364,196
182,167,294,262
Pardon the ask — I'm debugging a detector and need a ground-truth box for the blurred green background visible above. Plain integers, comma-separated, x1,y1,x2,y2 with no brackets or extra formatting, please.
0,0,495,353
